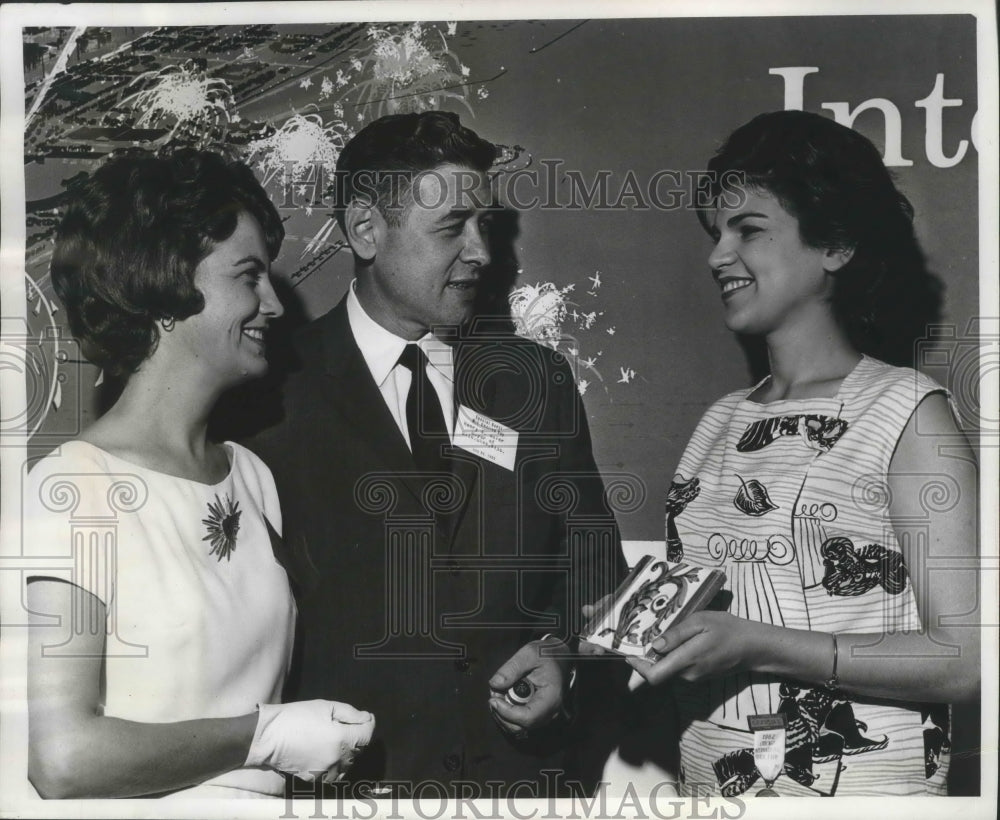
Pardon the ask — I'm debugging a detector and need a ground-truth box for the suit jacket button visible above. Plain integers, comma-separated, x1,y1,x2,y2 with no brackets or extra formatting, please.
442,753,461,772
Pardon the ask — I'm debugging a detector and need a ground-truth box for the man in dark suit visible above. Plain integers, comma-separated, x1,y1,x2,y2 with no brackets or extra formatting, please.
247,112,625,797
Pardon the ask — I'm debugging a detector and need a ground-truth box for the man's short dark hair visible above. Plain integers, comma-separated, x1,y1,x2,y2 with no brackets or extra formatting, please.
51,148,283,377
333,111,496,232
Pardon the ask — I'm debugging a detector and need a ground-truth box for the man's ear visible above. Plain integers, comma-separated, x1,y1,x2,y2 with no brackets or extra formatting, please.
343,200,381,261
823,245,855,273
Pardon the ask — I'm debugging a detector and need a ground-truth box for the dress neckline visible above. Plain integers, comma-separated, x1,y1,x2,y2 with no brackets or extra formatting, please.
739,355,867,409
67,439,236,489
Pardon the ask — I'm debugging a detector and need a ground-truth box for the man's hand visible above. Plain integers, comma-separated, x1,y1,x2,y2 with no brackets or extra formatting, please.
488,638,572,738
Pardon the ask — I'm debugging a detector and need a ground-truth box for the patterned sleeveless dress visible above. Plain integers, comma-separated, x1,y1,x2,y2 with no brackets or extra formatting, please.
666,356,952,796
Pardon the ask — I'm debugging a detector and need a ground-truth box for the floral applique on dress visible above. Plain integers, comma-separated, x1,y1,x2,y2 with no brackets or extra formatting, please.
737,414,848,453
202,493,242,561
665,476,701,561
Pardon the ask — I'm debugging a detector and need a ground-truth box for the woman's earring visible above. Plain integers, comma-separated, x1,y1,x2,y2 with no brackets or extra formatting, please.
161,316,175,333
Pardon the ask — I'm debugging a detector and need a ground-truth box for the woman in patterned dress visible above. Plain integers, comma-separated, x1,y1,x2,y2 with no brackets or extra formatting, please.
25,150,373,798
626,111,979,796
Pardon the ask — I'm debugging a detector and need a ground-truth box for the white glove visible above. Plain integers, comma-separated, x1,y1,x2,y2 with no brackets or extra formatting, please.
245,700,375,782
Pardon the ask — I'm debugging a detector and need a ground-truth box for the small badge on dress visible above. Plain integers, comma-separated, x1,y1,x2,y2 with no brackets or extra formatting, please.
748,713,787,796
453,405,519,471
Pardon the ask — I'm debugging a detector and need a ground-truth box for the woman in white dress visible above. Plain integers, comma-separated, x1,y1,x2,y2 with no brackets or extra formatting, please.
602,111,979,796
25,149,373,798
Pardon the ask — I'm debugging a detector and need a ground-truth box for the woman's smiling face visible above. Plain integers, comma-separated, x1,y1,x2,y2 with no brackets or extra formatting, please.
168,210,284,389
706,186,849,338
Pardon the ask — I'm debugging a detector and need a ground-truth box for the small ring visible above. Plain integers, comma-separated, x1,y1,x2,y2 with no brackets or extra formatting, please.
505,678,534,705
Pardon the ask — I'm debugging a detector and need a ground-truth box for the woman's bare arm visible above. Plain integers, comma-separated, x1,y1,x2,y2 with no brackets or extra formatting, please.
629,393,981,704
27,580,257,798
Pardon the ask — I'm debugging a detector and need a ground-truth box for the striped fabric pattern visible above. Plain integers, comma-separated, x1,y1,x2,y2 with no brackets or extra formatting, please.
666,356,951,796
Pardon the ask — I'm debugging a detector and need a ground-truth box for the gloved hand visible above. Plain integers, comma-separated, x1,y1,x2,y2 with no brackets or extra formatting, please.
245,700,375,782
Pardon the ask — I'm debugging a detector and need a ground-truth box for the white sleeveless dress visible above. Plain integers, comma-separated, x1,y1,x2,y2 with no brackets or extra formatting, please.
23,440,296,797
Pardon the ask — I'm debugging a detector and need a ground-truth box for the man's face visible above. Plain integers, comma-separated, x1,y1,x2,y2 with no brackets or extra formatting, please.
359,163,493,340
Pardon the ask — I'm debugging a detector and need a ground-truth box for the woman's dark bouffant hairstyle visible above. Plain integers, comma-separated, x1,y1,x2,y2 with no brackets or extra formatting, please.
700,110,942,366
51,148,284,377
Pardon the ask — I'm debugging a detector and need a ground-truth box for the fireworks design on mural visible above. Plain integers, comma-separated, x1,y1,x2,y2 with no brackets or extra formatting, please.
20,21,636,443
346,23,473,118
509,282,570,348
120,61,235,147
508,274,637,397
244,110,349,187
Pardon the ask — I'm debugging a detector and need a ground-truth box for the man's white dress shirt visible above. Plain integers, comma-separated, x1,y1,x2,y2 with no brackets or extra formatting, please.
346,282,455,450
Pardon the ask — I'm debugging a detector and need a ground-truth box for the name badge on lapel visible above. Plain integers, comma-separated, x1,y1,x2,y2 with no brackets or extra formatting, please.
454,404,519,471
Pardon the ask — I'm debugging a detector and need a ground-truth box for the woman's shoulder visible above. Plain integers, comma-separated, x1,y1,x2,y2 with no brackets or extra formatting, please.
846,356,949,408
28,439,114,480
224,442,281,531
225,441,273,475
224,442,279,502
678,390,749,448
858,356,945,390
24,440,136,523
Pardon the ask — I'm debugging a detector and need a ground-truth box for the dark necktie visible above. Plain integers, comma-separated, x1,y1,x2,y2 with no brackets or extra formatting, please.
398,344,449,473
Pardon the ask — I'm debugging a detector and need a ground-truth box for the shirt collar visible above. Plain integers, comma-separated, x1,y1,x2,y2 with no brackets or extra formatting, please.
346,281,454,387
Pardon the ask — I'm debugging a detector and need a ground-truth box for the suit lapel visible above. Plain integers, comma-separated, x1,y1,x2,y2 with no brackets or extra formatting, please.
442,339,500,547
319,299,426,503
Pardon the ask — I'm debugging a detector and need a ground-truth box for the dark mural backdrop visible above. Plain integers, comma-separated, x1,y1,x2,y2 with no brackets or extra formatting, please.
19,16,981,540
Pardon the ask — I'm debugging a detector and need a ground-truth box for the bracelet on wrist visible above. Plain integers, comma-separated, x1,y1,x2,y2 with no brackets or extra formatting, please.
823,632,840,690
